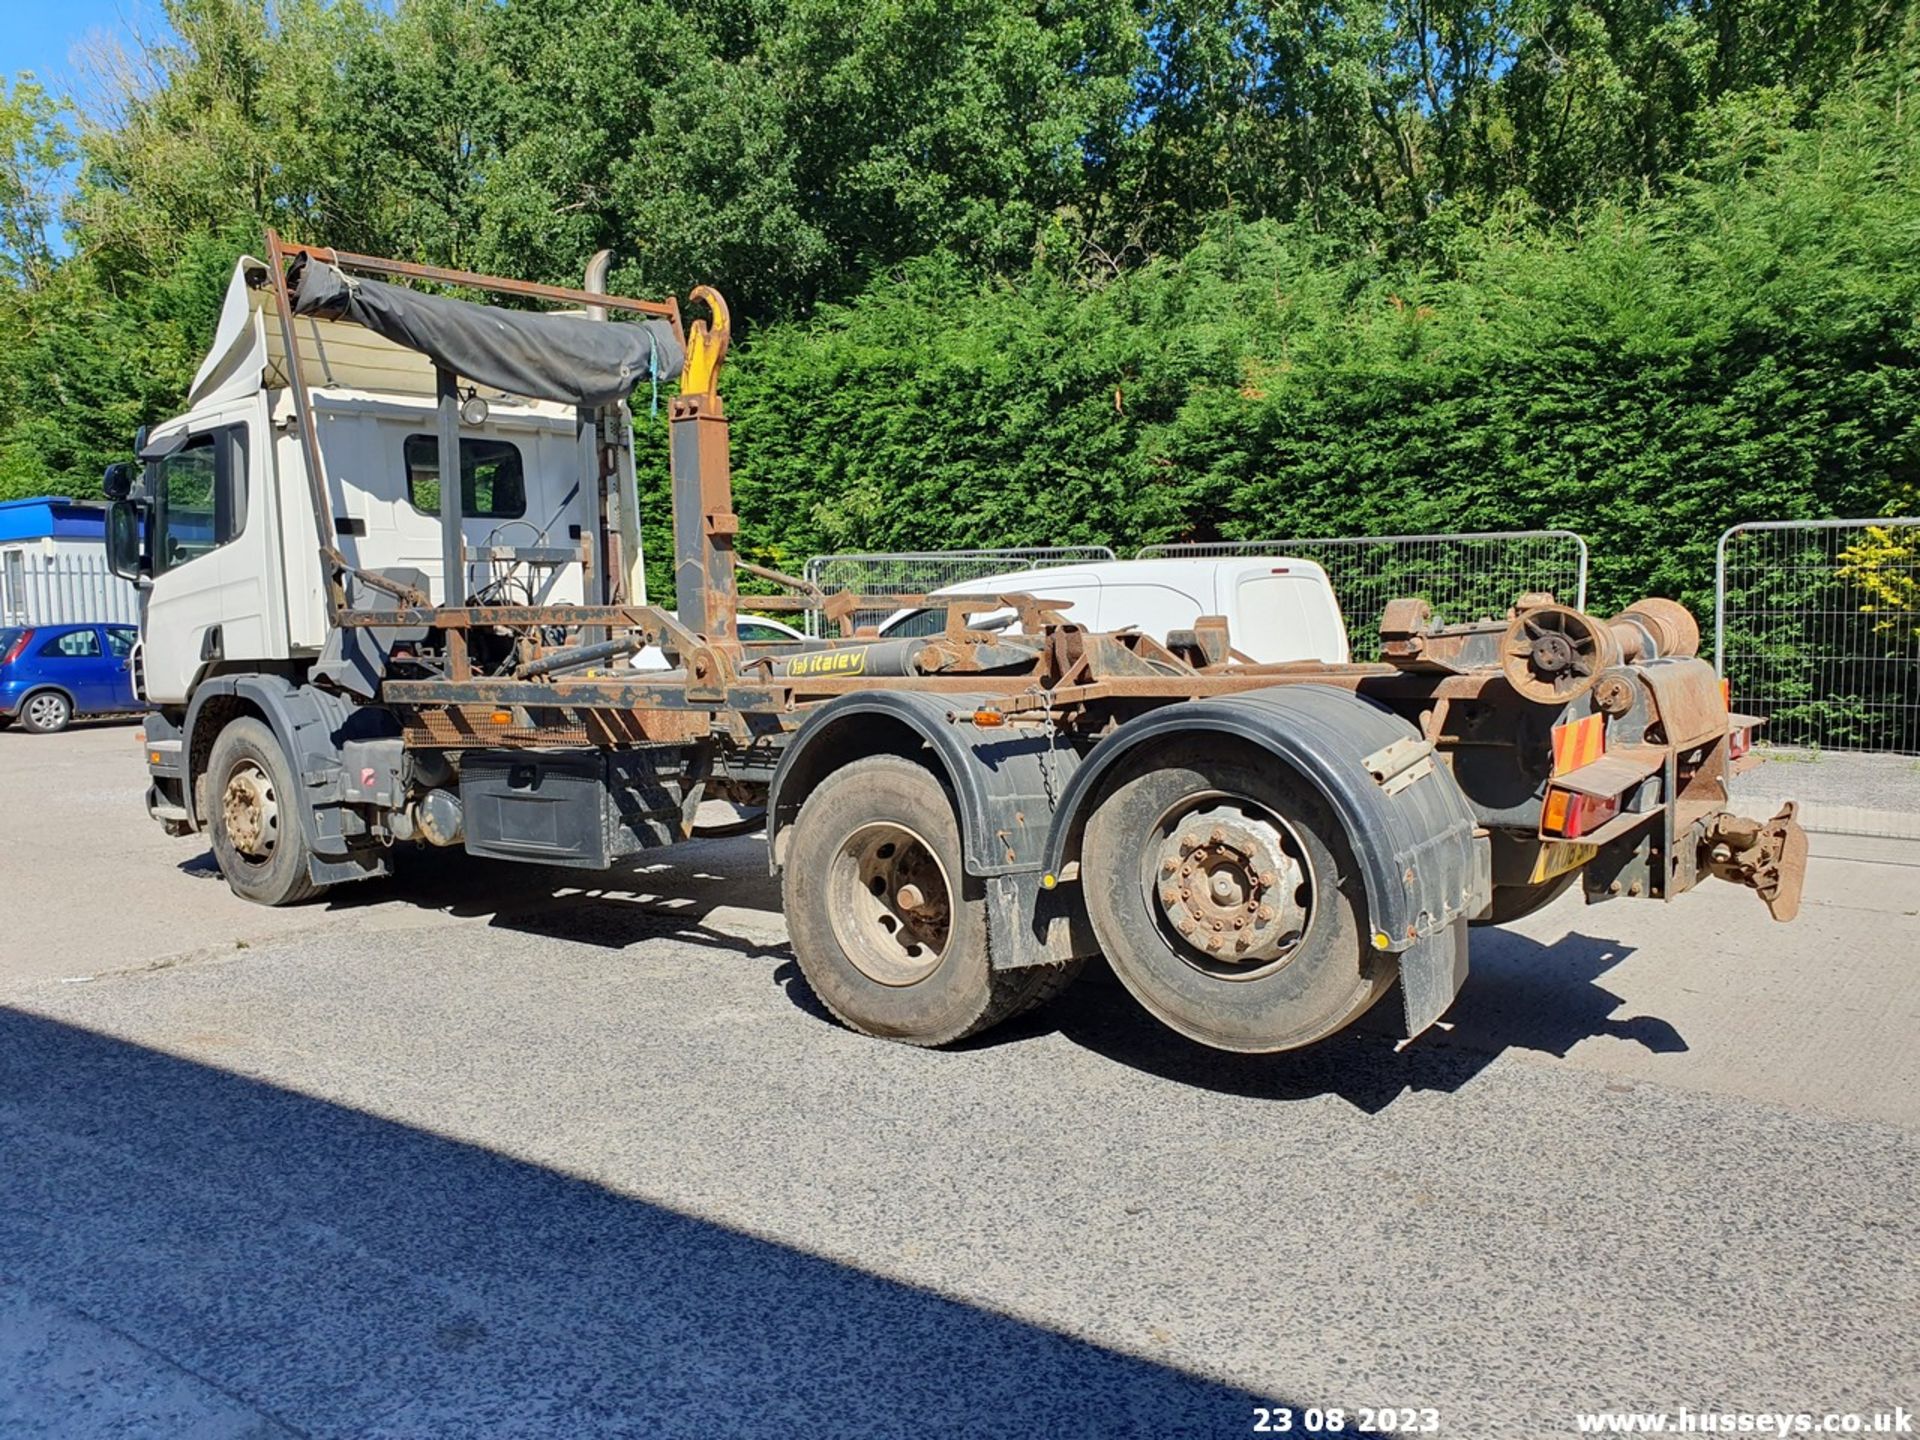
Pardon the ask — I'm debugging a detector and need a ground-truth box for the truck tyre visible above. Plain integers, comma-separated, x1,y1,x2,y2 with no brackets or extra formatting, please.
1082,740,1395,1053
1013,956,1088,1017
783,754,1040,1046
20,690,72,734
206,717,326,906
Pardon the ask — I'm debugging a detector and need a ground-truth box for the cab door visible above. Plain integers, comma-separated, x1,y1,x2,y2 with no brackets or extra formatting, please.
140,422,252,704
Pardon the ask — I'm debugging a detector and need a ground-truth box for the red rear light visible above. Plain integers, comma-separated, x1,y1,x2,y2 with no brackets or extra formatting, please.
1542,787,1623,839
1,629,33,666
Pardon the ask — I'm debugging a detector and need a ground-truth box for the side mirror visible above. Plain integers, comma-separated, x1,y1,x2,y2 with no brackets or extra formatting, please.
133,424,150,454
103,461,135,500
106,500,144,580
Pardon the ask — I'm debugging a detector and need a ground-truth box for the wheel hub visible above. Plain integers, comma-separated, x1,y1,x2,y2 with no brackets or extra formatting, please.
829,822,953,986
222,764,278,859
1152,805,1307,963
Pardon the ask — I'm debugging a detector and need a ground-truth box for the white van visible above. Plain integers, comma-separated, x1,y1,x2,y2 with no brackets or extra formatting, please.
878,557,1351,664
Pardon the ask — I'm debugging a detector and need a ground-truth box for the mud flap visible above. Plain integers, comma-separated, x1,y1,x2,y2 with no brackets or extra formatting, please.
1400,916,1470,1039
986,872,1099,972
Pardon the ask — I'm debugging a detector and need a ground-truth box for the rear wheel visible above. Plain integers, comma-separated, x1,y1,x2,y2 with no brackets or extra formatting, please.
20,690,72,734
206,718,325,906
1082,741,1395,1053
783,754,1055,1046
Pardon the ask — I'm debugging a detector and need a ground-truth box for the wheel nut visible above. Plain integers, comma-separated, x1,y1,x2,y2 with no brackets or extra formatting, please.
896,883,924,910
1161,887,1180,906
1257,904,1274,920
1180,833,1199,852
1210,827,1226,843
1258,871,1275,887
1205,935,1223,952
1161,857,1178,875
1176,918,1193,935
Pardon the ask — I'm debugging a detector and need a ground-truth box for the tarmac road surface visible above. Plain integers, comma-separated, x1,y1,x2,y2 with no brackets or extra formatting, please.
3,724,1916,1437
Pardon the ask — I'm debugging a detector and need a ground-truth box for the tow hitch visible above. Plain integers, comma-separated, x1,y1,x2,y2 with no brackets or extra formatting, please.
1701,802,1809,922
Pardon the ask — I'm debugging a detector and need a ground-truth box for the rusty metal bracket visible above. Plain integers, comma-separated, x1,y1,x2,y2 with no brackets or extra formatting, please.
1363,736,1437,796
1166,615,1233,667
1700,801,1809,921
264,229,349,623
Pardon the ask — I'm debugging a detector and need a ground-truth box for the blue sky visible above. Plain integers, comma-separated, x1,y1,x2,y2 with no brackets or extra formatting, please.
4,0,151,92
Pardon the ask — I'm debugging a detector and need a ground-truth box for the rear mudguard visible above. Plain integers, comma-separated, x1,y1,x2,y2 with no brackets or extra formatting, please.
1043,686,1486,1036
771,686,1485,1034
767,690,1095,973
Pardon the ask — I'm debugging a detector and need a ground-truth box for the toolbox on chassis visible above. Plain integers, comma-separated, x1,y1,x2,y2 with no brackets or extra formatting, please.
104,234,1809,1055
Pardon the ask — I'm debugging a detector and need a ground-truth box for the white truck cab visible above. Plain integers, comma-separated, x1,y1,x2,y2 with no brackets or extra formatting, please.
879,557,1351,664
125,257,633,705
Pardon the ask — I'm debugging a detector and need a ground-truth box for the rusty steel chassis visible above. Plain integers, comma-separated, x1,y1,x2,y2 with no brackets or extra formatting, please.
364,614,1521,742
258,235,1635,758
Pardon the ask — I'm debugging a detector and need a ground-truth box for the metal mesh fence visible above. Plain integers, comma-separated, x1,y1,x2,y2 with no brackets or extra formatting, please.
1715,518,1920,755
0,551,140,628
1136,531,1589,659
801,546,1118,635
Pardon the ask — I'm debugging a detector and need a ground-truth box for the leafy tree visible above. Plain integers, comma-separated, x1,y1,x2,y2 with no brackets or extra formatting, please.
0,77,70,288
1,0,1916,643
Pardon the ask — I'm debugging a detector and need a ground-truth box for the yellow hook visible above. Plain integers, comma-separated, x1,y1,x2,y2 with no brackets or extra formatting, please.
681,285,731,402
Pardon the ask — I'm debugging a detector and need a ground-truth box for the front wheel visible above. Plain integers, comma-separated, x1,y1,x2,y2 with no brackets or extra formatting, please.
782,754,1062,1046
206,718,326,906
1082,741,1395,1053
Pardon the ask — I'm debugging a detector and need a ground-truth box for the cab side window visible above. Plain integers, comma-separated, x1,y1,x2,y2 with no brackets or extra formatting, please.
153,427,248,574
405,435,526,519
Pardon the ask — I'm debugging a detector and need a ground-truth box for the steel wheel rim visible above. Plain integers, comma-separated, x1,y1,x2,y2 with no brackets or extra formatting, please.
26,693,66,729
221,758,281,865
827,821,953,987
1139,791,1315,982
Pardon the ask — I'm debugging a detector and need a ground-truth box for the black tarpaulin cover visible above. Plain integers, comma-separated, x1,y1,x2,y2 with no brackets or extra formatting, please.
290,260,684,408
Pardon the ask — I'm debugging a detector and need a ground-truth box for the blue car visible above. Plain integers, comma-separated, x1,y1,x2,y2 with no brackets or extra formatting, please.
0,623,143,733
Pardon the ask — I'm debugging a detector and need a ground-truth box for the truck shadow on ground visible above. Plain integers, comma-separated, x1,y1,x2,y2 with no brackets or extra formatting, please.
979,928,1686,1114
178,836,796,961
0,1006,1293,1439
178,842,1686,1117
